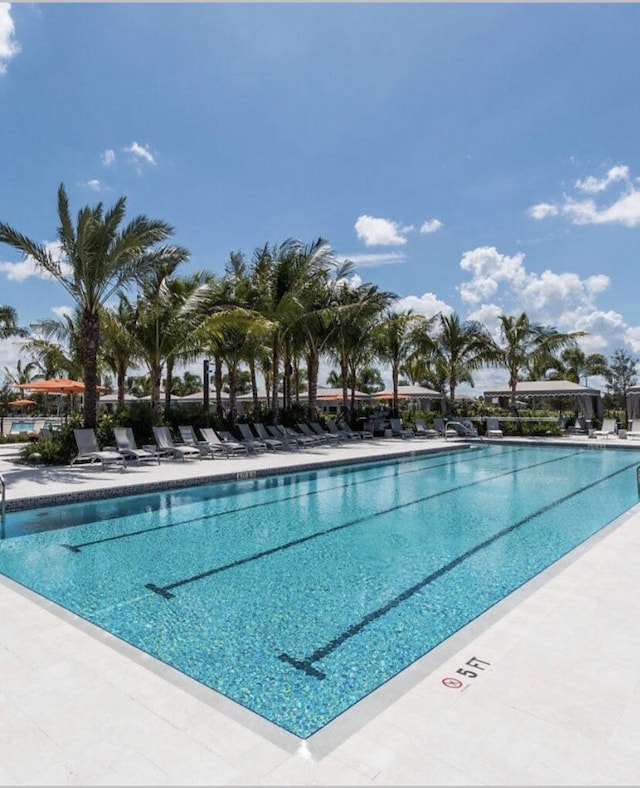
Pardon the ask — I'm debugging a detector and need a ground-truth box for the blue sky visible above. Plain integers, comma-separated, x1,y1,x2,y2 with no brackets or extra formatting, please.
1,2,640,393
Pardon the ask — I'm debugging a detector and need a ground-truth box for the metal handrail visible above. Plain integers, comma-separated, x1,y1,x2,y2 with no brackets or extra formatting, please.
0,473,5,524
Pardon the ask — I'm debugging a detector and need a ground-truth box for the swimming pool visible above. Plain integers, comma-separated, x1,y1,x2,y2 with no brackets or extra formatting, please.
1,443,639,738
9,420,35,434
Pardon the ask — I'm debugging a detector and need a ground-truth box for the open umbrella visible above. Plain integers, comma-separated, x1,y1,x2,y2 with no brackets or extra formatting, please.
10,398,37,406
17,378,108,394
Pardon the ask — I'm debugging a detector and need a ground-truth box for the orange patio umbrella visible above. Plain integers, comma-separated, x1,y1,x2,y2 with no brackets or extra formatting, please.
10,398,37,406
17,379,108,394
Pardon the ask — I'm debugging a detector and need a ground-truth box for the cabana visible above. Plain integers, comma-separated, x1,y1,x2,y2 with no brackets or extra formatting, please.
625,386,640,423
483,380,603,419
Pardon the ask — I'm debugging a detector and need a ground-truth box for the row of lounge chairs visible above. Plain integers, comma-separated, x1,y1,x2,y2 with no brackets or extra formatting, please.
70,420,380,469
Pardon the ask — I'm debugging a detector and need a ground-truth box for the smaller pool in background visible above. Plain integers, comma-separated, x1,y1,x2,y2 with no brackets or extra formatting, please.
9,421,36,434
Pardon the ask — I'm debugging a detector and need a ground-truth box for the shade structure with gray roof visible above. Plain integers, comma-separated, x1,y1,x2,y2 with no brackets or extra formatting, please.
483,379,603,418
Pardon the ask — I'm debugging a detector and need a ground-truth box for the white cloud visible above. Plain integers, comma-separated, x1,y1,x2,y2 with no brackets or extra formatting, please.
458,247,527,305
354,215,413,246
562,191,640,227
0,3,20,75
86,179,102,191
124,141,156,167
344,252,406,268
0,241,72,282
527,203,559,220
530,164,640,227
419,218,443,234
51,305,73,319
101,149,116,166
575,165,629,194
393,292,453,319
0,337,23,385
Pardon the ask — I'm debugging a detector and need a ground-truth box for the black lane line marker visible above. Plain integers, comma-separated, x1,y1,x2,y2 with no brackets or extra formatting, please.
145,450,581,598
278,458,638,680
60,446,511,553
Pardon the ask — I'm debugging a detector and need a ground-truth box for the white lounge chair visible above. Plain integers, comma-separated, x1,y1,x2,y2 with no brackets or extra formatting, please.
414,419,438,438
627,420,640,440
433,418,460,439
178,425,225,458
593,418,617,439
486,418,504,438
152,426,201,461
72,428,126,470
114,427,160,465
200,427,249,456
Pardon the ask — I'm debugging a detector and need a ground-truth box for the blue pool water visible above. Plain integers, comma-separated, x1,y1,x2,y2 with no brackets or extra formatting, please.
9,421,35,434
1,444,640,738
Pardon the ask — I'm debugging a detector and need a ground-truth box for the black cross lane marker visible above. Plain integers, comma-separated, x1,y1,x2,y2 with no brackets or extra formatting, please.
144,450,581,598
278,459,637,680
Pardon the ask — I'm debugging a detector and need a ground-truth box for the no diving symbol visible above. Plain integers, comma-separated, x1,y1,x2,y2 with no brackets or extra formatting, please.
442,677,463,689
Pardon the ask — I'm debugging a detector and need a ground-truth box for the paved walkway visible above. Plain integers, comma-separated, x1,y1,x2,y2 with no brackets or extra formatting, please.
1,437,640,785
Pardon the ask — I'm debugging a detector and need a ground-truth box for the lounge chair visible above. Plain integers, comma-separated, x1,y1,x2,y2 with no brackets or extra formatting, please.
152,426,201,461
433,418,460,439
254,422,290,451
114,427,160,465
296,423,328,444
72,428,126,470
486,418,504,438
199,427,249,456
389,418,414,438
627,420,640,440
274,424,317,448
309,421,342,443
327,420,358,440
414,418,438,438
265,424,303,448
446,420,479,438
178,425,225,458
339,422,373,440
236,423,268,453
593,418,617,439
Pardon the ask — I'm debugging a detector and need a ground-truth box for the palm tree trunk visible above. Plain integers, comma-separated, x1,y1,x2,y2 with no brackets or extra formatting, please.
164,360,174,411
306,351,319,419
249,360,259,410
81,310,100,429
214,354,224,418
271,337,280,423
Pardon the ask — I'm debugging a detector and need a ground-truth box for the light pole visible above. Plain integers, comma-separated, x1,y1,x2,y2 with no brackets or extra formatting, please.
203,359,210,411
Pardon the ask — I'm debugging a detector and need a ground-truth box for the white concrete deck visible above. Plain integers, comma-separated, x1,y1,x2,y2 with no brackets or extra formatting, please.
1,435,640,785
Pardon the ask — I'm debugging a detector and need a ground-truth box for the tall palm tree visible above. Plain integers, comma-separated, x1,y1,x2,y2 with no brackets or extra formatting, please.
328,281,394,418
495,312,586,409
0,305,26,340
3,358,39,387
430,313,496,405
101,298,140,407
0,183,189,428
556,347,609,386
372,309,434,414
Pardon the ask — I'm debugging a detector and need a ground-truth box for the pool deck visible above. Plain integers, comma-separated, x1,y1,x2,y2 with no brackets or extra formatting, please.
1,435,640,785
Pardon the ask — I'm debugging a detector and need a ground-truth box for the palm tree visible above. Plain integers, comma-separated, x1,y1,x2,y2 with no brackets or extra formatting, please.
0,305,26,340
328,281,394,418
429,313,496,405
556,347,609,386
372,310,434,414
495,312,586,409
0,183,189,428
101,298,140,407
3,358,39,387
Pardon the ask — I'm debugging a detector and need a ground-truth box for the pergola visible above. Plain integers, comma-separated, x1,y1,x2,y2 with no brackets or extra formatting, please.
483,380,603,419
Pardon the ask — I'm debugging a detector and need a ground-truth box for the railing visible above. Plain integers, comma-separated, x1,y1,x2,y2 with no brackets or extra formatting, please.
0,473,5,526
